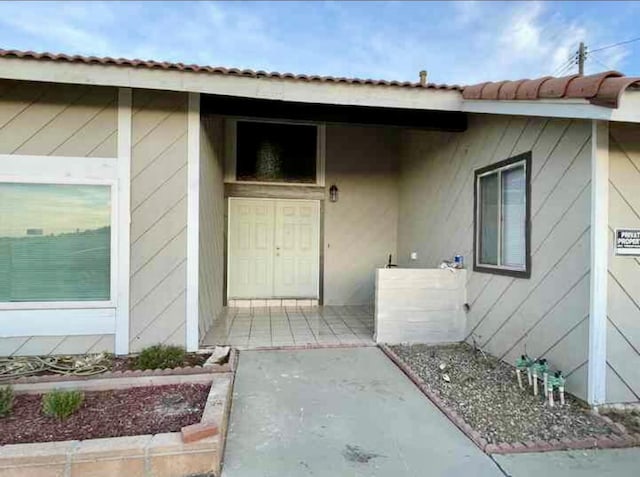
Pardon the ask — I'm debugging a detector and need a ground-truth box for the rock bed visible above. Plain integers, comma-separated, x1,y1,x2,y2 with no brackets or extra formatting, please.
390,343,612,444
0,383,210,445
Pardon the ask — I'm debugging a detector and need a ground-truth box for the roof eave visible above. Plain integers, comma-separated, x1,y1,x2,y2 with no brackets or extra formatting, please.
462,97,640,123
0,56,463,112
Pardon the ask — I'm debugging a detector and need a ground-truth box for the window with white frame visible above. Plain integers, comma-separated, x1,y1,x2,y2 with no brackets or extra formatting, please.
474,152,531,278
0,182,113,302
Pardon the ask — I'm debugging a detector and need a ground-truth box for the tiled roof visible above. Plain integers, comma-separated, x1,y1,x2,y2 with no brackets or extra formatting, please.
463,71,640,108
2,48,638,109
0,49,461,91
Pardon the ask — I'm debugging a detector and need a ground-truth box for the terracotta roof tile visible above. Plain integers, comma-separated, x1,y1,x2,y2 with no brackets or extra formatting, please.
461,82,489,100
515,76,552,100
565,70,622,98
2,48,638,109
481,81,509,100
463,71,640,108
0,48,461,91
498,79,527,100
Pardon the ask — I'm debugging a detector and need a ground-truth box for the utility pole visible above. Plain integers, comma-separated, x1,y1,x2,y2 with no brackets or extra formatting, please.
578,42,586,75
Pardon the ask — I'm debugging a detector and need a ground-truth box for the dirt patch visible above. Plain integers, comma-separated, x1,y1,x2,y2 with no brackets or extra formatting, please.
0,383,210,445
601,408,640,434
390,343,612,444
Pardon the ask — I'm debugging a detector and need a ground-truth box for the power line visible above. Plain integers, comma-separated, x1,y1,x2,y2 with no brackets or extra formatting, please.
549,52,577,77
588,54,614,72
555,61,576,77
590,36,640,53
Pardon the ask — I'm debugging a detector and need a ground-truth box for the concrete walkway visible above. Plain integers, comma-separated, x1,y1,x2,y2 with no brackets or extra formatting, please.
221,347,502,477
495,448,640,477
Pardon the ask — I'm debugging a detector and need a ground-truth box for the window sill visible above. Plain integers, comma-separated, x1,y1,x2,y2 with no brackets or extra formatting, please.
473,264,531,279
0,301,114,310
0,308,116,337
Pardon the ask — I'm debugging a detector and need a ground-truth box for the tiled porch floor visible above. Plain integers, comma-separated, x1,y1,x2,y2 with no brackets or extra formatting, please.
202,305,375,349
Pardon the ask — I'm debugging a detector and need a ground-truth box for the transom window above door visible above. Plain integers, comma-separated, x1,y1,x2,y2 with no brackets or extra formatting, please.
226,120,325,185
474,152,531,278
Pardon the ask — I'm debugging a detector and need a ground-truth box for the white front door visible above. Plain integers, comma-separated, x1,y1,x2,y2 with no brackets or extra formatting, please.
228,199,275,299
228,198,319,299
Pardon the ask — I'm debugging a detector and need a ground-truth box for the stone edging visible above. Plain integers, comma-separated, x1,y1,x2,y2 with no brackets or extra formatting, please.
378,344,640,455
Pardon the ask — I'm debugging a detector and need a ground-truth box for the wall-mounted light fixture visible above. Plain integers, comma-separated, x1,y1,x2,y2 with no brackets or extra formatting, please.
329,184,339,203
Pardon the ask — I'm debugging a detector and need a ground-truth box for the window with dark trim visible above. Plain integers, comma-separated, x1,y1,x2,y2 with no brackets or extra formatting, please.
473,151,531,278
235,121,317,183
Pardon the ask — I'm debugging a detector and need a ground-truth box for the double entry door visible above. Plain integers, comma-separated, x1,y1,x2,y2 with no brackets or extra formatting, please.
228,198,320,299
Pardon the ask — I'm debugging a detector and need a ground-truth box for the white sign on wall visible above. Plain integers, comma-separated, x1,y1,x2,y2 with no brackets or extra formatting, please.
615,229,640,256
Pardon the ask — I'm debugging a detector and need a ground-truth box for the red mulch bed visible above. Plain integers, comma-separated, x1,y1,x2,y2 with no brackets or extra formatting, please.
0,383,210,445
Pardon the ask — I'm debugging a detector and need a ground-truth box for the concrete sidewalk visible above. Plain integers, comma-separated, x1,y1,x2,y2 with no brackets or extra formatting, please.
495,448,640,477
221,347,640,477
221,347,502,477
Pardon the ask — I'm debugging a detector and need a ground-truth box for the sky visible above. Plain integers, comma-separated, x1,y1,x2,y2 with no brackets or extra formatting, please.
0,1,638,85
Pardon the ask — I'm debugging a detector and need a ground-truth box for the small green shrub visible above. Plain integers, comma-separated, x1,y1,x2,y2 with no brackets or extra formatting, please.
135,344,186,370
42,389,84,420
0,386,14,417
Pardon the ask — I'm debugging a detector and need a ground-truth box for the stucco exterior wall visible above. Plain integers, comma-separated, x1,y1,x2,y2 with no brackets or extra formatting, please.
607,122,640,403
129,90,188,351
397,115,592,400
0,80,118,356
198,115,225,337
323,125,400,305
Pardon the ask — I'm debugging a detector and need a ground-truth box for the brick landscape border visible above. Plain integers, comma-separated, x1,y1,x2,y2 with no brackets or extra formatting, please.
1,352,232,387
379,344,640,454
0,353,238,477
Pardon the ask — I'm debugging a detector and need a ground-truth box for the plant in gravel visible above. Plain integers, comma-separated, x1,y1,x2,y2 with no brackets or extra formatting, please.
0,386,14,417
136,344,186,370
42,389,84,420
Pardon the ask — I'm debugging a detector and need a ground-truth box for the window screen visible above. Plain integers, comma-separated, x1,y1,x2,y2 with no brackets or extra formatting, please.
479,173,499,265
236,121,317,183
501,165,526,268
474,152,530,278
0,183,111,302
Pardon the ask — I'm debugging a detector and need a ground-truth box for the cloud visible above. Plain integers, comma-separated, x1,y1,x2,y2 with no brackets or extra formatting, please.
0,1,116,55
0,1,635,85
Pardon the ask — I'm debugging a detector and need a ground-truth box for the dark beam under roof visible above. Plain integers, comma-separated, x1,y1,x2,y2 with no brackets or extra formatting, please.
201,94,467,132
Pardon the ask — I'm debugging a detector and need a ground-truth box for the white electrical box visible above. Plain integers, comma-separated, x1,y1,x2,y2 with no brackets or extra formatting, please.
410,252,418,260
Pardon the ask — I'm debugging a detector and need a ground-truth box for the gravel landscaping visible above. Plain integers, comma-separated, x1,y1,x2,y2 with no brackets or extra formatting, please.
0,383,210,445
390,343,613,444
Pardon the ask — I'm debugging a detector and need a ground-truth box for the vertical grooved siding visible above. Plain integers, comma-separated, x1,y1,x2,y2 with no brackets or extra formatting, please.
0,80,118,355
129,90,188,351
398,115,592,400
606,122,640,403
198,115,225,337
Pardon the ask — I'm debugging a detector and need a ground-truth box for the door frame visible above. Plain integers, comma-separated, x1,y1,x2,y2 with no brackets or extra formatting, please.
225,197,322,302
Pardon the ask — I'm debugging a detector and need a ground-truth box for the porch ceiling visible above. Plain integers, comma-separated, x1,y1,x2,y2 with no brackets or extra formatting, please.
201,94,467,131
